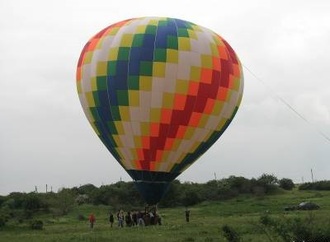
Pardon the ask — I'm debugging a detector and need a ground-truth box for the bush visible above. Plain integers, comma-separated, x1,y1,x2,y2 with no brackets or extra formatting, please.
279,178,295,190
258,213,330,242
6,193,25,209
182,190,201,207
77,184,97,195
22,193,42,212
257,174,279,194
51,189,75,215
30,220,43,230
221,225,241,242
299,181,330,191
227,176,252,194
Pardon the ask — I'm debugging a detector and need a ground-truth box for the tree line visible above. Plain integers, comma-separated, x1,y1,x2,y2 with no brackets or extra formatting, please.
1,174,329,228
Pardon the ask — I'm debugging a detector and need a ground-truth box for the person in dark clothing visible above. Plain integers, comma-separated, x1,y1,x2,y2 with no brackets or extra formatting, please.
185,208,190,222
132,211,137,226
137,211,145,226
109,212,114,227
125,211,132,227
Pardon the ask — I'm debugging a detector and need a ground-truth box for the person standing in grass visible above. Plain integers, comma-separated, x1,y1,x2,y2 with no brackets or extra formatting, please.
109,212,114,227
89,213,96,229
132,210,137,226
137,210,145,226
185,208,190,222
117,210,124,228
125,211,132,227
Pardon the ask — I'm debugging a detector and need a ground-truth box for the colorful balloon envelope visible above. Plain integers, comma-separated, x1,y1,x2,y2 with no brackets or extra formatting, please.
76,17,244,204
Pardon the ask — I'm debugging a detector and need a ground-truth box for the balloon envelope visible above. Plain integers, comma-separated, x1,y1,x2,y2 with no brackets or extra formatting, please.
76,17,243,204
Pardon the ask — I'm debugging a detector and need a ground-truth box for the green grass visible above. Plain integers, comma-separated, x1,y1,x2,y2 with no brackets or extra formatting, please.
1,189,330,242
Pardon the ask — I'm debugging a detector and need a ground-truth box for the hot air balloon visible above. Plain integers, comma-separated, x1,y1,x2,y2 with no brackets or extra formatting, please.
76,17,243,205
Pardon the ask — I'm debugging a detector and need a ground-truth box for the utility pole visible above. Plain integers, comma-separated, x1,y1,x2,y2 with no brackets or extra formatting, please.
311,169,314,183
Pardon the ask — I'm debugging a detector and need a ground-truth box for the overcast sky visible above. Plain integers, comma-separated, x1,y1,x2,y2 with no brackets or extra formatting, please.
1,0,329,195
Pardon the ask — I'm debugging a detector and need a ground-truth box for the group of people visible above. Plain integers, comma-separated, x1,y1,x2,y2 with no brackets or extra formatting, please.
111,208,161,227
89,206,162,229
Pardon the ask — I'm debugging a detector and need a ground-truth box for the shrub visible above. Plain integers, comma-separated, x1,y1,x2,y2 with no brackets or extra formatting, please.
279,178,295,190
257,174,279,193
258,213,330,242
299,181,330,191
52,188,75,215
22,193,42,212
221,225,241,242
6,193,25,209
182,189,201,207
227,176,252,194
77,184,97,195
30,220,43,230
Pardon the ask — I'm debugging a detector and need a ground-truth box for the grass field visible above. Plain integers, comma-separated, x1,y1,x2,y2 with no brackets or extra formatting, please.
1,189,330,242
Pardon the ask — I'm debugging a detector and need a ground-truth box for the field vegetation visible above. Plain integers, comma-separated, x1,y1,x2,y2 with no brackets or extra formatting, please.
1,174,330,241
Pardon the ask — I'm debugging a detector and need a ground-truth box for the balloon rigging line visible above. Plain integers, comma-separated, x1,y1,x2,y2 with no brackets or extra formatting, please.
243,64,330,143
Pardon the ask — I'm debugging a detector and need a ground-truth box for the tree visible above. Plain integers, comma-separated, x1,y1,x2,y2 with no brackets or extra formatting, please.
202,180,221,201
227,176,252,194
181,183,201,206
52,188,75,215
257,174,279,194
279,178,295,190
22,193,42,212
77,184,97,195
6,192,25,209
160,180,182,207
